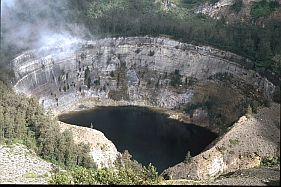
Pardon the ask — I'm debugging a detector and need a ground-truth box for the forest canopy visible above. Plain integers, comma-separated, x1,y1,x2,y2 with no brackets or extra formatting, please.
1,0,280,85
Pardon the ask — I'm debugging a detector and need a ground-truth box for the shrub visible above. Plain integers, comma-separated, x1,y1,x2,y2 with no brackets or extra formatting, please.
261,157,280,167
217,146,227,154
245,105,253,118
273,86,280,103
251,0,280,19
229,139,239,145
184,151,192,164
170,69,182,87
49,150,160,185
231,0,243,13
0,80,96,171
49,172,72,184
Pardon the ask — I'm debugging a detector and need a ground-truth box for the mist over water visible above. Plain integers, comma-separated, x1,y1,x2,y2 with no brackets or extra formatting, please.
59,106,218,173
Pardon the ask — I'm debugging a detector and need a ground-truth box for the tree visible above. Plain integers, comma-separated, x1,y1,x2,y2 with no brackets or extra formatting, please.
230,0,243,13
110,71,114,77
0,80,95,169
184,151,192,164
245,105,253,118
0,105,5,141
84,66,90,81
170,69,182,87
87,77,91,89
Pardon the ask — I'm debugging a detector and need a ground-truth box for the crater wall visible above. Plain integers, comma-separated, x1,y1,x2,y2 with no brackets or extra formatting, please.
11,36,278,178
12,36,275,132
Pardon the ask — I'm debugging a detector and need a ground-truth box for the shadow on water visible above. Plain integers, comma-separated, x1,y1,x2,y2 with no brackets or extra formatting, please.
59,106,218,173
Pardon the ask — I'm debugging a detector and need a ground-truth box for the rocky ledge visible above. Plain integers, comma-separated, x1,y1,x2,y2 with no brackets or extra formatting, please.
0,144,56,184
58,121,119,168
12,36,275,133
11,36,278,180
162,102,280,180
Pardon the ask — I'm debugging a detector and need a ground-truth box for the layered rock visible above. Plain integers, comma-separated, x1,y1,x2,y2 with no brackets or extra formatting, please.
58,121,119,168
12,37,274,118
11,36,277,178
162,103,280,180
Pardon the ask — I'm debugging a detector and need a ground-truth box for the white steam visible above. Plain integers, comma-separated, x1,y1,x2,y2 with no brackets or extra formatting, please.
1,0,92,52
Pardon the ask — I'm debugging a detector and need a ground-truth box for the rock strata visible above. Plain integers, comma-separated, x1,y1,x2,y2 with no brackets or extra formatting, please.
162,103,280,180
58,121,120,168
12,36,275,132
11,36,278,179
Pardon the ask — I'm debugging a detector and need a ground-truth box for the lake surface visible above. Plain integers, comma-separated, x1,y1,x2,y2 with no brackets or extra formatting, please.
59,106,217,173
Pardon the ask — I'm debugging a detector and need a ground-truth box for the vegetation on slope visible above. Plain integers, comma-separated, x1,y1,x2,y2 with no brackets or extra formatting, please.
251,0,280,19
1,0,280,85
66,0,281,85
49,150,160,185
0,0,280,184
0,80,160,184
0,80,94,169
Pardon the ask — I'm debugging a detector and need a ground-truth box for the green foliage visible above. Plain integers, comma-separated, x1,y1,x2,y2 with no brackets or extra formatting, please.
251,0,280,19
49,171,73,184
114,150,160,185
86,77,91,89
181,0,218,7
181,0,199,5
2,0,281,87
217,146,227,154
250,100,259,113
170,69,182,87
229,139,239,145
273,86,280,103
63,85,67,92
94,77,100,86
84,66,90,80
0,0,280,89
231,0,243,13
245,105,253,118
184,151,192,164
67,0,280,85
184,100,214,115
0,81,95,170
261,156,280,167
22,172,38,179
49,150,160,185
110,71,114,77
84,66,91,89
209,0,219,5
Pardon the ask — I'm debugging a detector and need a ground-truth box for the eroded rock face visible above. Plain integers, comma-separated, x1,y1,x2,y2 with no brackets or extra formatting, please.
58,121,119,168
162,103,280,180
12,37,274,130
0,144,56,184
11,36,277,177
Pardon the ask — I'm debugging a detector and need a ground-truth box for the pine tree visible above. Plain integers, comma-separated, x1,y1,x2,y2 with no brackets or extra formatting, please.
184,151,192,164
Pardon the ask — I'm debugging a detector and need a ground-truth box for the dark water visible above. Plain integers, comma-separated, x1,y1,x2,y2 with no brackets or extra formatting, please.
59,106,217,173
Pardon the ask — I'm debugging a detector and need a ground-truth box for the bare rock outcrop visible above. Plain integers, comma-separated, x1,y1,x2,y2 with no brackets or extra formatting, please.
58,121,120,168
0,144,56,184
12,37,275,133
10,36,278,180
162,102,280,180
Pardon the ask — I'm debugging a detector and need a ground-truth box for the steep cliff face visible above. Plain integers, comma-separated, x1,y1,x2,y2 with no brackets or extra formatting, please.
58,121,119,169
12,37,275,132
162,102,280,180
11,36,277,179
